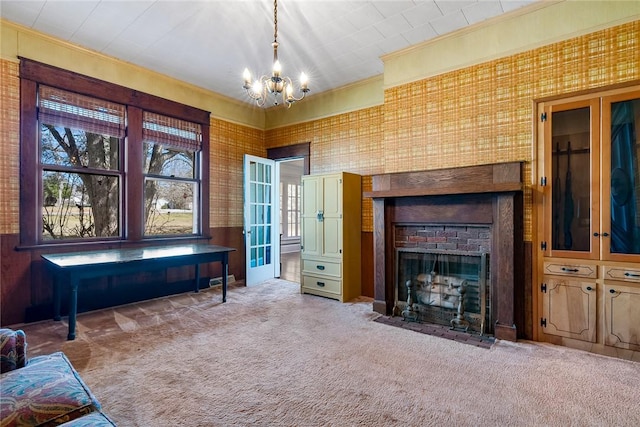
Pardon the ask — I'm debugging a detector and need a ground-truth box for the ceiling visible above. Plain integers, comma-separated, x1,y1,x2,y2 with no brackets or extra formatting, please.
1,0,537,106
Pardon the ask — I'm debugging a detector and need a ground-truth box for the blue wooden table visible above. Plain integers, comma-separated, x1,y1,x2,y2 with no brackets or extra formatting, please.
42,244,235,340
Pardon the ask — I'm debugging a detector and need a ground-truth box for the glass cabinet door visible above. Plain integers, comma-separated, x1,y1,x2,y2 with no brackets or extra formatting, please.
544,99,600,260
602,90,640,262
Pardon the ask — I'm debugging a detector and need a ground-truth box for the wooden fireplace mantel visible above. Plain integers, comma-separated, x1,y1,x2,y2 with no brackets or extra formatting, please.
364,162,523,199
366,162,524,341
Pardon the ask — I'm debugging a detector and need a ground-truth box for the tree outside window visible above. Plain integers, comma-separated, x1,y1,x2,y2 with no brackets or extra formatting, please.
37,85,203,241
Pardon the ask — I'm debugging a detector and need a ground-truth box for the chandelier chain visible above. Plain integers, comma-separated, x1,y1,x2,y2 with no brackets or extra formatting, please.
273,0,278,42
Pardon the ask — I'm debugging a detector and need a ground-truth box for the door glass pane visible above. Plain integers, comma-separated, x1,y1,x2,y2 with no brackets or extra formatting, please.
251,247,257,267
257,184,264,203
258,163,264,182
610,98,640,254
258,246,264,266
257,225,264,245
552,107,591,251
265,164,271,183
265,183,271,203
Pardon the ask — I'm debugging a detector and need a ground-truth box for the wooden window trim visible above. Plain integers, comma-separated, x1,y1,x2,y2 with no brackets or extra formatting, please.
19,58,211,247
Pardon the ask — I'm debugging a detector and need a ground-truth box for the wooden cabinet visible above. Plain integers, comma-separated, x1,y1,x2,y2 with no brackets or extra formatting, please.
536,85,640,359
300,172,361,302
541,262,597,343
603,266,640,351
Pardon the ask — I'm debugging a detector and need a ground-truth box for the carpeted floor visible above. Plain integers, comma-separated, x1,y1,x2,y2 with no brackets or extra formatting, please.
13,279,640,426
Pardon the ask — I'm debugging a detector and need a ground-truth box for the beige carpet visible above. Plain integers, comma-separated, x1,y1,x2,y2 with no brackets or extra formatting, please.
15,279,640,426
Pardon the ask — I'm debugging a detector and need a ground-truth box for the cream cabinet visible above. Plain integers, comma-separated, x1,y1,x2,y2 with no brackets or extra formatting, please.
300,172,361,302
536,86,640,359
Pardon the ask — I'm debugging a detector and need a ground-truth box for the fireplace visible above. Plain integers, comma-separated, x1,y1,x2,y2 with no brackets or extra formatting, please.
365,163,524,341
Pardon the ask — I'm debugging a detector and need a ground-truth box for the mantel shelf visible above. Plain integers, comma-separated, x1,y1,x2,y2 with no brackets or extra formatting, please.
364,182,523,199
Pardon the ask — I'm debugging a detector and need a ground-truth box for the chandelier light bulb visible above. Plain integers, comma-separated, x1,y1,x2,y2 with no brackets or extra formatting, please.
272,60,282,78
243,68,252,87
252,80,262,95
286,83,293,101
300,72,309,91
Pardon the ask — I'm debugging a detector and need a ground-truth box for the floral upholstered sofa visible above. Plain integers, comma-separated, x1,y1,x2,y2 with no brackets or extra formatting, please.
0,328,116,426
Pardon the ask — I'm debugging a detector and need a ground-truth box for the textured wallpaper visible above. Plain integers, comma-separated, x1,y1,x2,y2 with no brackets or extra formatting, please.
265,21,640,238
0,60,20,235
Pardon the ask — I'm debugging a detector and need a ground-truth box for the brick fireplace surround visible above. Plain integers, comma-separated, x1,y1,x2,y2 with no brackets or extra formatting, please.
365,162,524,341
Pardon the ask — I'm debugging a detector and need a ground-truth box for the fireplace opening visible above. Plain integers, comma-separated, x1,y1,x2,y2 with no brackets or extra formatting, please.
392,223,492,335
395,248,490,335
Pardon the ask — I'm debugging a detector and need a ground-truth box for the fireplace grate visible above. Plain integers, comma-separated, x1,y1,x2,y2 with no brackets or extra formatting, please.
394,249,490,335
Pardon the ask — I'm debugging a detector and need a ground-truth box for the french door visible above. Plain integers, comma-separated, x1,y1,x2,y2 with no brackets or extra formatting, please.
243,155,280,286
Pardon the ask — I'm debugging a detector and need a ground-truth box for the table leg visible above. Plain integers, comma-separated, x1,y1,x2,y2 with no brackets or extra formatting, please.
67,277,79,340
194,264,200,293
53,275,61,321
222,253,228,303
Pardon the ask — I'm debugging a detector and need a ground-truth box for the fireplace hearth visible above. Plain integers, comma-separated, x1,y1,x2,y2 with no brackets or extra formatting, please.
364,163,524,341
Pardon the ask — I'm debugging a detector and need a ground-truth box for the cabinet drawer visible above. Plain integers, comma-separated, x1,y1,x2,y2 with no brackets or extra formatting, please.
604,266,640,283
301,275,341,295
302,259,341,277
544,261,597,278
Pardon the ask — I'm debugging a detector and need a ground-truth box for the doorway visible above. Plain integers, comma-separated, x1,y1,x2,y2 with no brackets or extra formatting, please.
279,158,304,282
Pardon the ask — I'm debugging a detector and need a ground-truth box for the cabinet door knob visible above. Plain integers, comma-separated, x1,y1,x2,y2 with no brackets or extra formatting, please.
609,289,617,294
586,286,593,291
593,232,610,237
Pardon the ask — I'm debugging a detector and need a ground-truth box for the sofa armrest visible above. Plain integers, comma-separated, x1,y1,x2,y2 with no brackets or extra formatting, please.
0,328,27,373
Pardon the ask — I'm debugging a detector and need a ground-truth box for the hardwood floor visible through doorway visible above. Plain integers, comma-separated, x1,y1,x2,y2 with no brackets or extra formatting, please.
280,251,300,282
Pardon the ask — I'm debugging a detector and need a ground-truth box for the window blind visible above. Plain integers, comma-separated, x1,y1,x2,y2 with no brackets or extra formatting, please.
38,85,126,137
142,111,202,152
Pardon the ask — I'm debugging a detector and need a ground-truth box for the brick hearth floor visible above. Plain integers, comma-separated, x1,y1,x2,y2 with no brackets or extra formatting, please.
374,316,495,349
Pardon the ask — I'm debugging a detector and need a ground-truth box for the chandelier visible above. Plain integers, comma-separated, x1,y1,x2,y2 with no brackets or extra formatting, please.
242,0,310,108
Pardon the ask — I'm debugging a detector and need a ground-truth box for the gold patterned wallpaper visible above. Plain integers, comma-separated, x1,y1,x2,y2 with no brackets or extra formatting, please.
209,118,265,228
266,20,640,238
0,60,19,235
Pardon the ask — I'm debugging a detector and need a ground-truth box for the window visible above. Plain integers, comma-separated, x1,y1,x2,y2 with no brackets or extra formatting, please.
279,180,301,240
142,112,202,236
39,86,124,240
20,59,210,246
287,183,301,237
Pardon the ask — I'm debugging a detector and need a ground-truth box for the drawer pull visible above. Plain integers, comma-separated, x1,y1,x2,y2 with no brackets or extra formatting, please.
624,272,640,278
316,282,325,287
561,267,579,273
316,265,325,270
586,286,593,291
